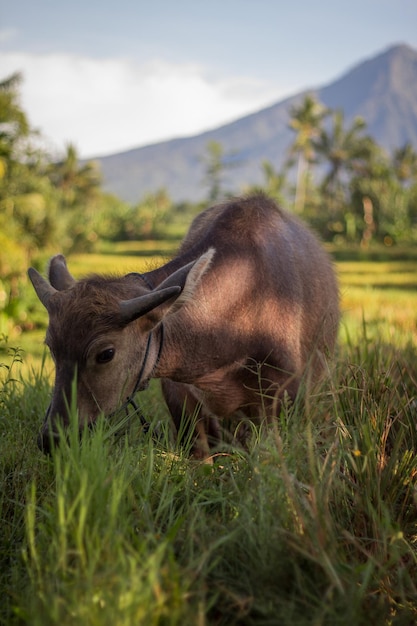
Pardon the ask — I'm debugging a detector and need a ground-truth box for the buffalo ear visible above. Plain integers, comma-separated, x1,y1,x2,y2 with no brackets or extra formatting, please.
141,247,215,328
166,248,215,313
49,255,76,290
157,248,215,296
28,267,57,309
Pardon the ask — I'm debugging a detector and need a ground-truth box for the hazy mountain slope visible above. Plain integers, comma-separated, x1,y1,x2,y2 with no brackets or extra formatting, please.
318,44,417,150
94,44,417,202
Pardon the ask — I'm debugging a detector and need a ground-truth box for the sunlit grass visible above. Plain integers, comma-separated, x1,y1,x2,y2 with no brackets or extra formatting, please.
66,253,167,278
2,324,417,624
2,241,417,624
7,243,416,378
65,239,181,277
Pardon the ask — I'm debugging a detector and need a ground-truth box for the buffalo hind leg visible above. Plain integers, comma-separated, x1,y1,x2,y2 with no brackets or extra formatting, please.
161,378,221,460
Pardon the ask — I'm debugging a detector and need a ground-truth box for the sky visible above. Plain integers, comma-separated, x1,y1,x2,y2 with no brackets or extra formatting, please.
1,0,416,159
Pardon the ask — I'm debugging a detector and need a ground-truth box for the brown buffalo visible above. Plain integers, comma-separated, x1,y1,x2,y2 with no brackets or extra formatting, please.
29,194,339,456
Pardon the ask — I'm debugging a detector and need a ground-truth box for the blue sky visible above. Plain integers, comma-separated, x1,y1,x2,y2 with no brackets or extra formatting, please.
1,0,416,158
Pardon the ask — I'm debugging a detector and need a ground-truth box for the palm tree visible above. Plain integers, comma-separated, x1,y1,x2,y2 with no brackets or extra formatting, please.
392,143,417,185
319,113,399,245
314,111,377,243
287,94,329,213
314,112,375,196
0,74,59,269
0,73,30,184
50,143,101,210
201,140,239,203
0,73,29,157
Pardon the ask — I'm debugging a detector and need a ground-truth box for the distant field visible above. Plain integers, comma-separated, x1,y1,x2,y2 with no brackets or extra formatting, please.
336,254,417,346
66,239,181,277
8,242,416,371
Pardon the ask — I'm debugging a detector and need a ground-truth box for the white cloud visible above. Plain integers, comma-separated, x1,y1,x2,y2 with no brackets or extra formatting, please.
1,52,290,158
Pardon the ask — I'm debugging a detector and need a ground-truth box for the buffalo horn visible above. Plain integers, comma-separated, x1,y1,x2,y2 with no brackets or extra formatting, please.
28,268,57,309
119,286,181,323
49,254,76,290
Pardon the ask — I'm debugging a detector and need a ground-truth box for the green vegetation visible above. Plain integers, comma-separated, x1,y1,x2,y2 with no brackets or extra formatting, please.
1,70,417,625
1,248,417,625
1,75,417,339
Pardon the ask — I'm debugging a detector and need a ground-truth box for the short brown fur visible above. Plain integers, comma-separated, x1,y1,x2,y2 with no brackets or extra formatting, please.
29,194,339,456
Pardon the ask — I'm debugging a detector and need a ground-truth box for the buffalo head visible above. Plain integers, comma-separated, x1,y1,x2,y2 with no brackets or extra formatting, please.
28,251,214,452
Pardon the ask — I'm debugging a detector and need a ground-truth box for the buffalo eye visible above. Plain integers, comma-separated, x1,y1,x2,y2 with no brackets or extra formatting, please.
96,348,115,364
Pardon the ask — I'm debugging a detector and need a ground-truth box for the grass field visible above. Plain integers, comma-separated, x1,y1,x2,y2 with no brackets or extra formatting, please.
1,242,417,625
12,241,417,364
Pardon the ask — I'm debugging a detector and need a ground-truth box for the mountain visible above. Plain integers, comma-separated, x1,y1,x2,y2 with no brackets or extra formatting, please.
94,44,417,203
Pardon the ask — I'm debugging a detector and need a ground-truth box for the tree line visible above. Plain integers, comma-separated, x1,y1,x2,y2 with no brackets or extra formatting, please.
282,95,417,246
208,95,417,248
1,73,417,334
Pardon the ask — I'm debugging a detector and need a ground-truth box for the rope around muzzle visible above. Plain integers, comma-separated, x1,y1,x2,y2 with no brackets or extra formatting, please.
114,322,165,435
40,272,164,447
109,271,164,436
41,324,164,447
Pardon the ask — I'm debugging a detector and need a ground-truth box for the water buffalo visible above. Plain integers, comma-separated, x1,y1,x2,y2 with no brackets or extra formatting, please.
29,194,339,457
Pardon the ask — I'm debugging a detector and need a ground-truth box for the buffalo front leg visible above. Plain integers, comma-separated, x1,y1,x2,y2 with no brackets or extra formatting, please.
161,378,221,460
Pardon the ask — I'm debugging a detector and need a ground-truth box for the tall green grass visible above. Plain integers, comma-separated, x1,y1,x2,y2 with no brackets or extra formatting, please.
1,245,417,624
1,323,417,624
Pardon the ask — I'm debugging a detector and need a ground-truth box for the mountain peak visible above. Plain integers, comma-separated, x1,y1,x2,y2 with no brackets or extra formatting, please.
96,44,417,202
